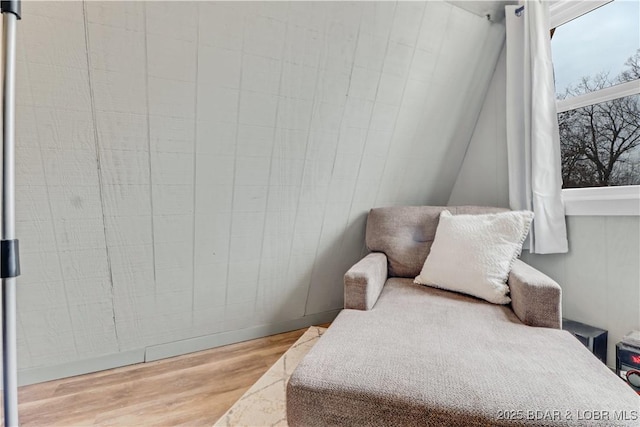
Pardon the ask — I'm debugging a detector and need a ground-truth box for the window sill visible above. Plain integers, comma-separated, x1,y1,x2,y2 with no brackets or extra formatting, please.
562,186,640,216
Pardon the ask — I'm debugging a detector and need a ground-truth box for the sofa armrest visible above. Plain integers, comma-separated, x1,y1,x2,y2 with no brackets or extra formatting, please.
508,259,562,329
344,252,388,310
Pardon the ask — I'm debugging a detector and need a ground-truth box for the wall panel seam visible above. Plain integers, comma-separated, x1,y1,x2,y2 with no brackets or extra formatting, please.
303,5,381,315
373,2,446,207
253,11,291,313
224,13,248,308
22,40,79,359
80,0,119,350
142,2,158,287
282,9,331,317
191,4,201,323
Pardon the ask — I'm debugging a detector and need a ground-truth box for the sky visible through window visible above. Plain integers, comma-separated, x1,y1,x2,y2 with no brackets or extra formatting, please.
551,0,640,96
552,0,640,188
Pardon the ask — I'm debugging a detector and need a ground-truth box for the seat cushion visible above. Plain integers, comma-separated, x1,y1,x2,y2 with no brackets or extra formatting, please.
288,279,640,426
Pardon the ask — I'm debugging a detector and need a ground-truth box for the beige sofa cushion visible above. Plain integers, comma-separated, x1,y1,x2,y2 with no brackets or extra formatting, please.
366,206,507,277
288,279,640,426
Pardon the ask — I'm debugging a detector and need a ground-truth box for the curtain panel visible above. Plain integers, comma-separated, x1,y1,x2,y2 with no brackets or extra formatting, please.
505,1,568,254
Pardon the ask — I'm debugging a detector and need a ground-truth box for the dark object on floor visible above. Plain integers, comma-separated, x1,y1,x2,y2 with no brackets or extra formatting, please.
562,318,608,364
617,342,640,394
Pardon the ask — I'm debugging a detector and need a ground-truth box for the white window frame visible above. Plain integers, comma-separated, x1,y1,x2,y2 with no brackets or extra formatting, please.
556,80,640,114
563,186,640,216
549,0,611,28
550,0,640,216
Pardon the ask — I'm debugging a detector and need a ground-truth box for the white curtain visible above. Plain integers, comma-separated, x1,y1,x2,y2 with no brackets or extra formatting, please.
505,1,568,254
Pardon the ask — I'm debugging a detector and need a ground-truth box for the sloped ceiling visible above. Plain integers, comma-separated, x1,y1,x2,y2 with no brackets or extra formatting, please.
15,1,505,375
448,1,519,22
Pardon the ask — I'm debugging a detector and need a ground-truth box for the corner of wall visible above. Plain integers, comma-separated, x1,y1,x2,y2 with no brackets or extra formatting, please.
448,41,509,208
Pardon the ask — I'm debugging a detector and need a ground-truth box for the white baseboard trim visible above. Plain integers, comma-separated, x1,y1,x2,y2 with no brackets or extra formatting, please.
145,310,340,362
15,310,340,387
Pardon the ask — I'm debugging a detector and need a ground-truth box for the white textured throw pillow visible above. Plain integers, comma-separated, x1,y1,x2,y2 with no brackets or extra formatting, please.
414,210,533,304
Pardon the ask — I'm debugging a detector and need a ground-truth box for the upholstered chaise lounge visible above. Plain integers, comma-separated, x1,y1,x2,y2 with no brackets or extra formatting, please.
287,206,640,426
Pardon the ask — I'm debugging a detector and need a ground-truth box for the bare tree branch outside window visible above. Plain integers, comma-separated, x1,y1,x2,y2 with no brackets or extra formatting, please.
558,49,640,188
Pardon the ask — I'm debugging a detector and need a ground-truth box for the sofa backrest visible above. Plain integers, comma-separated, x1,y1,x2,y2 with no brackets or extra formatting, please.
365,206,509,278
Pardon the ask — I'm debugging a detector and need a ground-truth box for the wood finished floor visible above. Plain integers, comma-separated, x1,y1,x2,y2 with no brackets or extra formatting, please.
1,325,327,426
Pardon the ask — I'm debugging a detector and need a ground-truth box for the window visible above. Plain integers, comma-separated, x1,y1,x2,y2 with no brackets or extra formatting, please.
551,0,640,189
558,94,640,188
550,0,640,215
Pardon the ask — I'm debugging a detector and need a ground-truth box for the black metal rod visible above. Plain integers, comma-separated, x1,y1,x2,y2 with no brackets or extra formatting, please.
0,1,21,19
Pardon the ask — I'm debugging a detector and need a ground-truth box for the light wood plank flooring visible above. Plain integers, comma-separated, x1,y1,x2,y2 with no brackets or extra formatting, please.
1,325,325,426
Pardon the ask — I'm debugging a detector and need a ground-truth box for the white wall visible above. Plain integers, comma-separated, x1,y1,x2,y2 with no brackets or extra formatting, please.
11,1,504,382
521,217,640,368
449,48,640,367
449,46,509,208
